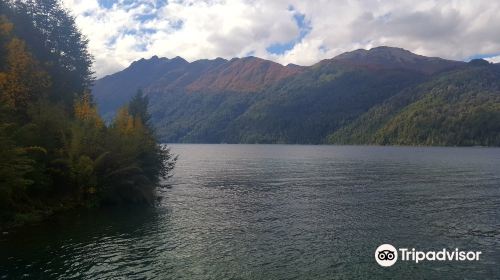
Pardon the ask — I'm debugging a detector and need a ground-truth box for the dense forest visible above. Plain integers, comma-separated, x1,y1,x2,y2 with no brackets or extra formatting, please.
146,64,426,143
328,62,500,146
0,0,175,229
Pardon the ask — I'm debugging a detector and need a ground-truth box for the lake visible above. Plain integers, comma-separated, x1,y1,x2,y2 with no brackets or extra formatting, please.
1,144,500,279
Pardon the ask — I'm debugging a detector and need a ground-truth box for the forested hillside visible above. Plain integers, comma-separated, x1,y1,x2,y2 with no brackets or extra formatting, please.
91,46,500,145
328,61,500,146
218,62,426,143
0,0,175,228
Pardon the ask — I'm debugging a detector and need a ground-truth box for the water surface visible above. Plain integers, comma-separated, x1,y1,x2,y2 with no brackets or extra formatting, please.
1,144,500,279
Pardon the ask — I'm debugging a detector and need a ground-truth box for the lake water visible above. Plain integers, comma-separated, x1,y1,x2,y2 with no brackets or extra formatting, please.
1,144,500,279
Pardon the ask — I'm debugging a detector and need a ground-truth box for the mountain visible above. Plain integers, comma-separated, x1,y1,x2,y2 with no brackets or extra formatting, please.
329,46,463,74
94,55,303,120
328,61,500,146
184,56,304,92
92,47,500,146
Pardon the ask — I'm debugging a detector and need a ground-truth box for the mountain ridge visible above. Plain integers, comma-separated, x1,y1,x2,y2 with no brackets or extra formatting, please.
94,46,463,118
329,46,465,74
94,54,306,119
92,46,499,145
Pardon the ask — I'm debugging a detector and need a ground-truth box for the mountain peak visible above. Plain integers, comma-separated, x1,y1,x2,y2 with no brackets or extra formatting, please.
468,58,491,66
334,46,427,62
171,56,188,63
331,46,463,74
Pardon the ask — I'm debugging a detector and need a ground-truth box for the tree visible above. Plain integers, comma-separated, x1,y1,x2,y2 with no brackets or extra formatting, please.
0,1,176,228
128,90,151,126
98,104,176,204
0,16,50,114
0,121,34,211
74,91,104,128
7,0,94,106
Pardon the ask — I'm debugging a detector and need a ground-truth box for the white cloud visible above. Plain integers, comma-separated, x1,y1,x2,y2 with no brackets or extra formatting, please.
485,55,500,63
61,0,500,78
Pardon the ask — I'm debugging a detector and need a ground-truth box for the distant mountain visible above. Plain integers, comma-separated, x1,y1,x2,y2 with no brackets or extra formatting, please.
94,55,303,120
92,47,500,146
330,46,463,74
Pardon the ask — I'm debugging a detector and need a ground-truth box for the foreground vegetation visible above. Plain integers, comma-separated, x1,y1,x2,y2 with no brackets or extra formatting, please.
0,0,176,229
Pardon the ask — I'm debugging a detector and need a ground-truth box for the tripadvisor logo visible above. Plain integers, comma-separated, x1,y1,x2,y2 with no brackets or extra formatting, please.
375,244,398,267
375,244,482,267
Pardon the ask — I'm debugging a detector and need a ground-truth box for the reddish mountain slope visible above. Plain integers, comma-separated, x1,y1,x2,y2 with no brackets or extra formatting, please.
186,57,303,92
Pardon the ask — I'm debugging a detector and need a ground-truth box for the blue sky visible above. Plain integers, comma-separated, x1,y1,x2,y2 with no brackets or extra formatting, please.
98,0,115,9
266,6,312,55
62,0,500,77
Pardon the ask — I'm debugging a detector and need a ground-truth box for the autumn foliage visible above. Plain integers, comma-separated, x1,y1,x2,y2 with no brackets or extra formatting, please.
0,1,175,228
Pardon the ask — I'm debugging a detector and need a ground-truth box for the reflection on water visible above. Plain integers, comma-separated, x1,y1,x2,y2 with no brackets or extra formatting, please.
1,145,500,279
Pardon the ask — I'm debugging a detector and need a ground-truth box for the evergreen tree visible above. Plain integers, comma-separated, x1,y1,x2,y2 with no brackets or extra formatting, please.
128,90,151,126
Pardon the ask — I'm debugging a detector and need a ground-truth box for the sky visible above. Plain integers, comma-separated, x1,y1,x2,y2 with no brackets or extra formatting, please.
61,0,500,78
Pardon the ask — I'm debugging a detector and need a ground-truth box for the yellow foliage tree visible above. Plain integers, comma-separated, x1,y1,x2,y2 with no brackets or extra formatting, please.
114,107,135,135
0,16,13,37
74,91,104,128
0,17,50,112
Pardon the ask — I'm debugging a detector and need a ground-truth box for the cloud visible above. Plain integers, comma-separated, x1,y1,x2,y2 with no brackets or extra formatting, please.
61,0,500,77
485,55,500,63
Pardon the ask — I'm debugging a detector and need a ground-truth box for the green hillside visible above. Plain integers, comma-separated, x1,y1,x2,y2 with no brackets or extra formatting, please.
147,63,426,143
328,63,500,146
221,64,426,144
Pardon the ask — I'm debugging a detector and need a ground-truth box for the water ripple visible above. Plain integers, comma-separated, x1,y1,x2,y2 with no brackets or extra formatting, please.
1,145,500,279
